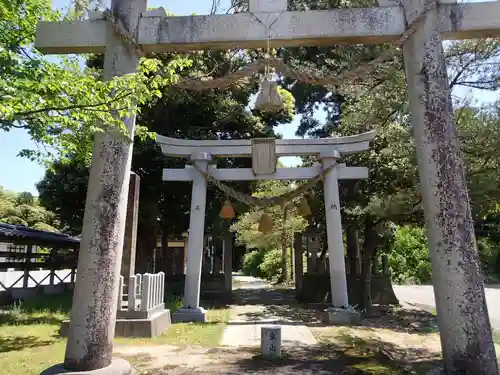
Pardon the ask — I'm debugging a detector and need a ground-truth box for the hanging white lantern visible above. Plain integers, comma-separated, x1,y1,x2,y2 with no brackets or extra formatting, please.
254,78,284,113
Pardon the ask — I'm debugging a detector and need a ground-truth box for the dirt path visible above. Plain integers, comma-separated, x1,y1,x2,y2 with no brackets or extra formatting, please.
114,279,474,374
221,277,317,347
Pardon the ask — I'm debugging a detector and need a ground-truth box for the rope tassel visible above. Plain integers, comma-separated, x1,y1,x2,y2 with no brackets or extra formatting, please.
258,213,273,234
219,199,235,219
297,197,312,218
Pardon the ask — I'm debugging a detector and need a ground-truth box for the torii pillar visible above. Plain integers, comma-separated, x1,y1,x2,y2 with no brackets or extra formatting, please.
40,0,147,374
397,1,498,373
172,152,212,323
320,151,354,323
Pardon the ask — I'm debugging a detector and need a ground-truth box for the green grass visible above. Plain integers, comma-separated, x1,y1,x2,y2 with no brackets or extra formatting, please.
0,293,70,375
311,331,439,375
117,308,230,347
493,331,500,345
0,292,229,375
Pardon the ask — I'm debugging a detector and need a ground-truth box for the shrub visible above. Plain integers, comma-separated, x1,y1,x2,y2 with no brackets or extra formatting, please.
165,295,183,313
259,248,284,281
388,225,500,284
477,237,500,283
388,225,432,284
242,247,293,281
242,249,267,278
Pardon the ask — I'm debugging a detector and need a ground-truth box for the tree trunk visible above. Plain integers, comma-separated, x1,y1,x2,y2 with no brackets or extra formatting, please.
281,207,289,282
281,241,288,282
361,219,378,316
135,227,156,274
318,231,328,262
346,228,361,276
495,250,500,276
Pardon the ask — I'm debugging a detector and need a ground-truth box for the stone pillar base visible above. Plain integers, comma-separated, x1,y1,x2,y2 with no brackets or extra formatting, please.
172,307,207,323
326,307,361,326
60,310,171,338
40,358,135,375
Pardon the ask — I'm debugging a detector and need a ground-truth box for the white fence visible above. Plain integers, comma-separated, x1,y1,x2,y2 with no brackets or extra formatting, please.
118,272,165,313
0,268,75,291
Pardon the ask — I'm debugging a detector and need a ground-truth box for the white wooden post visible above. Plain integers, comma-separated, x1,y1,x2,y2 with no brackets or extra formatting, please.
141,273,151,312
136,273,142,296
159,271,165,305
173,152,211,323
155,273,160,306
128,276,136,311
320,152,349,309
151,273,156,308
117,276,124,313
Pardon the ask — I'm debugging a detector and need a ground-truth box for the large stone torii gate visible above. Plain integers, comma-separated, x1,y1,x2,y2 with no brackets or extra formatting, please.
157,131,376,323
35,0,500,374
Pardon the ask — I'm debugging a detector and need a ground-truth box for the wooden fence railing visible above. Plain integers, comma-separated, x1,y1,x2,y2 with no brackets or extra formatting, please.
0,248,78,292
117,272,165,318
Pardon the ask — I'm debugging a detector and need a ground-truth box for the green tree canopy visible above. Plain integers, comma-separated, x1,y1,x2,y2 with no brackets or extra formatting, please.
231,177,308,251
1,0,191,163
0,186,58,231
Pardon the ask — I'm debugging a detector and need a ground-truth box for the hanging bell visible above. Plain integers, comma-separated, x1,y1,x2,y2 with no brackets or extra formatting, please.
219,199,235,220
254,78,284,113
297,197,312,218
258,212,273,234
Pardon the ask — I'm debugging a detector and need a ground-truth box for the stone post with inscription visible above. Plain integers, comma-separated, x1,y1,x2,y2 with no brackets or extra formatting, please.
41,0,147,374
121,172,140,280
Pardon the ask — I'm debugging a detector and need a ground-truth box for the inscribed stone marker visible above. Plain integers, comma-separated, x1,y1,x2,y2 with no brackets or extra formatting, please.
121,172,140,280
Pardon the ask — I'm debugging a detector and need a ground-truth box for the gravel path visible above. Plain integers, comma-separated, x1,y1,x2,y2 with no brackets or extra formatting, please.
221,276,317,347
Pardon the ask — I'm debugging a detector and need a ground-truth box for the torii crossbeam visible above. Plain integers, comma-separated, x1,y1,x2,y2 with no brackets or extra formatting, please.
36,2,500,54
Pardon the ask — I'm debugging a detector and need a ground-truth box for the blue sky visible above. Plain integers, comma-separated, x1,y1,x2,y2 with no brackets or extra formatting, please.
0,0,496,194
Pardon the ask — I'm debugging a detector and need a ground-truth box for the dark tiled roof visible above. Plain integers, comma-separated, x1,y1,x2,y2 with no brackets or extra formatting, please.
0,223,80,247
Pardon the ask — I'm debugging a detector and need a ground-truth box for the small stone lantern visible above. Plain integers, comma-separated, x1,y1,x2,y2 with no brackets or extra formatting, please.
305,228,322,273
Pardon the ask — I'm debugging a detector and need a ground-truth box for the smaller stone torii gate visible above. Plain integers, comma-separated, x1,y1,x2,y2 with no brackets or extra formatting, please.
157,131,376,323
